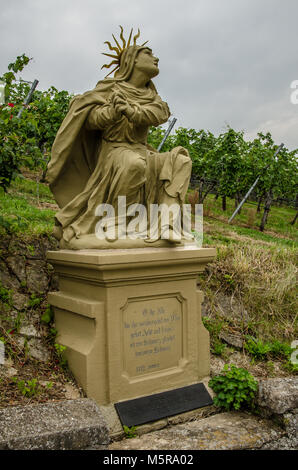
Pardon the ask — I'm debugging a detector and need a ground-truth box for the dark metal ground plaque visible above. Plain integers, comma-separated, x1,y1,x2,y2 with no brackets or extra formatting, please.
115,383,213,427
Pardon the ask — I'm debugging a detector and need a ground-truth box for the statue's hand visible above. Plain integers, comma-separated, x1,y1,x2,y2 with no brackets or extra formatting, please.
118,103,134,121
109,102,123,121
111,91,134,121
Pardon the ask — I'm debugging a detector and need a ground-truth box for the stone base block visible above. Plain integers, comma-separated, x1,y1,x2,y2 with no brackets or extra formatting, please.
0,399,109,450
47,246,216,405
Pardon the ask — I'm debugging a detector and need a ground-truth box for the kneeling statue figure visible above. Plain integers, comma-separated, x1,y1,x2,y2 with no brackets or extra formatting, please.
46,27,193,249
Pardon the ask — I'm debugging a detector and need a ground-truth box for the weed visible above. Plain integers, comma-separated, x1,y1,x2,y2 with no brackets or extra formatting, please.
223,274,235,290
244,336,295,362
0,282,12,306
27,245,35,255
244,337,272,361
282,360,298,374
203,317,225,337
211,340,227,356
123,425,137,438
49,328,57,339
209,364,258,411
41,381,53,390
54,343,67,368
203,317,227,357
14,312,24,333
12,377,40,397
28,293,42,308
41,305,53,324
269,340,293,359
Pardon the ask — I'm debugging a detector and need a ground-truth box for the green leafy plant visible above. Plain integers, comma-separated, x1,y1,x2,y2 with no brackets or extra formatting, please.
223,274,235,289
0,282,12,306
244,337,272,361
211,340,227,356
123,425,137,438
41,305,53,324
41,381,53,390
49,327,57,338
202,317,227,357
269,340,293,359
209,364,258,411
27,245,35,255
14,312,24,333
28,293,42,308
12,377,40,397
244,336,294,362
54,343,67,368
282,360,298,374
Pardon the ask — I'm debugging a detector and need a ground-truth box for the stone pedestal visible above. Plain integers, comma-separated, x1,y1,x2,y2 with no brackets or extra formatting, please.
47,246,216,405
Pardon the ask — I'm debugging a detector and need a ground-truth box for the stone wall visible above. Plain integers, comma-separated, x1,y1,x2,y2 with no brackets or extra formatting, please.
257,377,298,450
0,234,59,361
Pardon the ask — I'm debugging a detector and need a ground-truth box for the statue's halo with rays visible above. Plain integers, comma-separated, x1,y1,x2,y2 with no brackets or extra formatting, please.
101,25,148,77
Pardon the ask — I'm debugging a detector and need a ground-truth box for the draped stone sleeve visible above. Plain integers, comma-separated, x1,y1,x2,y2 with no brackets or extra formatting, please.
130,97,170,127
86,104,123,131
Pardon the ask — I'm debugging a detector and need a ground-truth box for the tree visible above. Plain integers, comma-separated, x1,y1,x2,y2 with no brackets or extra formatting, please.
172,127,217,203
0,54,72,192
247,133,298,231
202,127,250,212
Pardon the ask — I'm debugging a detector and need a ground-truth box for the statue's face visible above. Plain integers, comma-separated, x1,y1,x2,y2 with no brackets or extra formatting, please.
134,48,159,79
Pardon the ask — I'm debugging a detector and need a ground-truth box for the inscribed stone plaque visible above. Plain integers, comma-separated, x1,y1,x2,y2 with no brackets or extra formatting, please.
122,295,184,378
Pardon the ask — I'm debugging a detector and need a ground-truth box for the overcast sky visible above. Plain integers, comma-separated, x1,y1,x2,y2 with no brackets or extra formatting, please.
1,0,298,149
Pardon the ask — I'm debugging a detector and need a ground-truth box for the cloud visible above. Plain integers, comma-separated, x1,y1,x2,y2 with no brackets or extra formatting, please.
1,0,297,149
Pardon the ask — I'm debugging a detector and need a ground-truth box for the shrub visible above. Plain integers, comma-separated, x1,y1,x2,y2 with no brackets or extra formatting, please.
209,364,258,411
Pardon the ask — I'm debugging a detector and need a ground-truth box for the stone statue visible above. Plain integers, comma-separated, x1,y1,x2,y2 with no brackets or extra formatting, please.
46,27,193,249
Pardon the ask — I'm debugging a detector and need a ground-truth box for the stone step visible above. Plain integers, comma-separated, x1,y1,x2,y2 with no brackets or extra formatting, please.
108,411,285,450
0,399,109,450
100,402,218,440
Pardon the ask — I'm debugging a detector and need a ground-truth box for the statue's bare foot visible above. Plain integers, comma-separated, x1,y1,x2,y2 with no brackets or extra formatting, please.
167,237,183,245
144,237,160,244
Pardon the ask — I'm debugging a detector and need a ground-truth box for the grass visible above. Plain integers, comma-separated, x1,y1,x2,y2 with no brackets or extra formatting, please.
10,175,54,202
204,219,296,248
202,194,297,242
200,240,297,340
0,177,56,235
194,193,297,344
